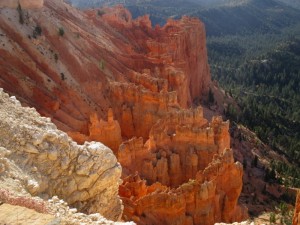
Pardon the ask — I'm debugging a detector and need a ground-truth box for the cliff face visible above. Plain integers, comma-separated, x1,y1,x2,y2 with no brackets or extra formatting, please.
100,7,211,139
0,88,123,221
99,6,210,107
0,0,210,141
0,1,247,224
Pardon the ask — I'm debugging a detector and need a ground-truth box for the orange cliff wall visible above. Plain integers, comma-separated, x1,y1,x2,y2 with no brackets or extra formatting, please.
88,5,211,138
99,6,211,108
0,0,211,142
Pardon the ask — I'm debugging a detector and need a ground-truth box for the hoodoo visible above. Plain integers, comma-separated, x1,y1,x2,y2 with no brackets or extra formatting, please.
118,109,247,224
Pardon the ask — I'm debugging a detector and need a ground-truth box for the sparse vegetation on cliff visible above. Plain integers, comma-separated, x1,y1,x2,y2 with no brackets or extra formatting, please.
99,59,105,71
54,53,58,62
17,3,24,25
60,73,65,80
58,27,65,36
208,87,215,104
97,9,105,16
270,212,276,224
33,25,42,38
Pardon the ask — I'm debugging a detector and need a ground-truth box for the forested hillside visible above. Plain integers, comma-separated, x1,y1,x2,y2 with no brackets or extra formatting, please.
191,0,300,36
212,38,300,187
68,0,300,36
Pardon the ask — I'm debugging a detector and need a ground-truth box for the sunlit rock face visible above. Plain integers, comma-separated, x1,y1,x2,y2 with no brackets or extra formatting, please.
0,89,123,221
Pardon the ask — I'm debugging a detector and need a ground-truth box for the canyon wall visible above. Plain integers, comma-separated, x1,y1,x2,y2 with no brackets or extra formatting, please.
0,89,122,221
0,0,210,141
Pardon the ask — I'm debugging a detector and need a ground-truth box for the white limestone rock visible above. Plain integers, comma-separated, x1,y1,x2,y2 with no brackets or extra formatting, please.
0,89,123,221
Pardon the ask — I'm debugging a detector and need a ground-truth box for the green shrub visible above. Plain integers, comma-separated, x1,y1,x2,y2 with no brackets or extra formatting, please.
61,73,65,81
58,27,65,36
33,25,42,38
97,10,105,16
251,155,258,167
269,212,276,224
99,59,105,71
17,3,24,25
208,88,215,104
54,53,58,63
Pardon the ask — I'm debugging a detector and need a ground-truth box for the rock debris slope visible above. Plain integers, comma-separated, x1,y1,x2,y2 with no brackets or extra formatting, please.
0,88,123,222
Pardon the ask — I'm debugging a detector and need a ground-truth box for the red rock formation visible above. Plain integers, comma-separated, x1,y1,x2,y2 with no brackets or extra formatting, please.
118,108,247,224
0,0,211,141
119,108,229,186
294,191,300,225
98,6,210,107
120,149,247,225
0,1,247,224
69,108,122,153
88,108,122,153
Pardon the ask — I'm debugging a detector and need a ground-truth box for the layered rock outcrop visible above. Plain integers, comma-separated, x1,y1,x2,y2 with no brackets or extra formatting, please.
0,88,122,221
294,191,300,225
